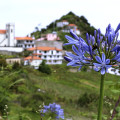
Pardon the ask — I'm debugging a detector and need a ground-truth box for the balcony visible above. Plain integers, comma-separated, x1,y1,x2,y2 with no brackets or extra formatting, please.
24,41,34,44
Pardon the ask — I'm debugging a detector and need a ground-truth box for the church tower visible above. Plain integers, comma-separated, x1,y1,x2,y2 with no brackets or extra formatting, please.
6,23,15,46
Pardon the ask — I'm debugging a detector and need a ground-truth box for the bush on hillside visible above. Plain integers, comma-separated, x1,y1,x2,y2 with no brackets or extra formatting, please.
12,62,21,70
77,92,99,107
38,60,52,74
0,59,7,68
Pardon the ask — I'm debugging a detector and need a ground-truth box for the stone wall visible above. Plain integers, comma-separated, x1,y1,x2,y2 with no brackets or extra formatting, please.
35,40,63,49
0,50,18,55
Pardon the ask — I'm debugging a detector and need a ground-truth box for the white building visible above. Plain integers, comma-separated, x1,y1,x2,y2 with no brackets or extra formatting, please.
24,56,42,69
61,24,80,35
0,23,16,47
27,46,63,64
56,20,69,28
16,37,35,49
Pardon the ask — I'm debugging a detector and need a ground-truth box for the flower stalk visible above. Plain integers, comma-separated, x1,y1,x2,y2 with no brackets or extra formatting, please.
64,23,120,120
97,74,105,120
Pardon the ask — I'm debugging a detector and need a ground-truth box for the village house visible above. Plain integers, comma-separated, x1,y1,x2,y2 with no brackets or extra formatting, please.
27,46,63,65
61,23,80,35
56,20,69,28
16,37,35,49
6,58,22,64
36,33,60,41
24,56,42,69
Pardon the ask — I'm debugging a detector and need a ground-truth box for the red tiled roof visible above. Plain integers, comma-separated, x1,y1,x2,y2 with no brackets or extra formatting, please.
32,53,42,55
15,37,33,40
68,24,77,26
0,30,6,34
27,46,62,51
62,20,68,22
24,56,41,61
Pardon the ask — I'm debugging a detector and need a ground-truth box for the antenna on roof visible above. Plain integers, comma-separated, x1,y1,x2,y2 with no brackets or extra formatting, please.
38,23,41,38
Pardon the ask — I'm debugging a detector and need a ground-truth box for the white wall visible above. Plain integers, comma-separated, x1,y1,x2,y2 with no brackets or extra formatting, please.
0,47,23,52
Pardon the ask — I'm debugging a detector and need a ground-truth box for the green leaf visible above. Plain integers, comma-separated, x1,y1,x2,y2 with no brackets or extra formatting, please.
105,81,114,85
111,89,120,94
8,79,25,89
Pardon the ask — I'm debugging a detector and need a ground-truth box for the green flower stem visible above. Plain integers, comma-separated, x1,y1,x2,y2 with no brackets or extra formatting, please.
97,74,105,120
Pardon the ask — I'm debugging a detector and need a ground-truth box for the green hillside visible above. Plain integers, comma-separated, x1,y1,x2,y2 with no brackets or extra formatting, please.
31,11,96,46
0,62,120,120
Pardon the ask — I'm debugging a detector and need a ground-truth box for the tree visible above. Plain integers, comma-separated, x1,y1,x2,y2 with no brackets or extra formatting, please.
38,60,51,74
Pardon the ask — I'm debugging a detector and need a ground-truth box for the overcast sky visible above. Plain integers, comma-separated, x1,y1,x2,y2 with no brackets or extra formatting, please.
0,0,120,37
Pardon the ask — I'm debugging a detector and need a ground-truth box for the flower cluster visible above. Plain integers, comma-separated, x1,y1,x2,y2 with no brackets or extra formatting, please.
64,23,120,74
41,103,64,119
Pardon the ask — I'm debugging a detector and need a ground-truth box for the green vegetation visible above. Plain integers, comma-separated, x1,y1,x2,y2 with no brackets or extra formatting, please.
31,11,96,50
0,62,120,119
38,60,52,74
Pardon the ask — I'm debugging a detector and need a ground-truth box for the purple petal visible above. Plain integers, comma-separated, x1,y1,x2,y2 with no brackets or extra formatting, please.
102,53,106,63
67,60,78,66
101,68,105,75
72,45,79,55
64,56,72,62
94,67,100,71
111,45,119,52
117,58,120,62
95,56,102,63
105,59,110,64
115,23,120,33
78,65,83,70
93,63,101,67
106,65,112,68
112,54,120,60
92,36,95,45
70,29,79,40
66,52,77,58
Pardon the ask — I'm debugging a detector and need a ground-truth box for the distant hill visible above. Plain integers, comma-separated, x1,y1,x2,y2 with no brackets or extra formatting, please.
30,11,96,50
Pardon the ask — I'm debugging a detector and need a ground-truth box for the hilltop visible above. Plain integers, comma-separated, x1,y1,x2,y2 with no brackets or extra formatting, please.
30,11,96,47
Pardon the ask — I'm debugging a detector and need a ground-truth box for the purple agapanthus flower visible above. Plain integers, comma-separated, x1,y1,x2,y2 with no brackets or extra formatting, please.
41,103,64,119
93,53,112,75
64,45,90,70
64,23,120,75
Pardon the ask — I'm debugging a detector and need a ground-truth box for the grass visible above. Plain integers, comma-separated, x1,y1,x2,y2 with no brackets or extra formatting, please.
0,64,120,120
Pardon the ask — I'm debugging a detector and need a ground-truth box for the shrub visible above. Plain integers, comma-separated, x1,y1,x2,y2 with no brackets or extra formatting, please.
38,60,51,74
12,62,21,70
77,92,99,107
0,59,7,67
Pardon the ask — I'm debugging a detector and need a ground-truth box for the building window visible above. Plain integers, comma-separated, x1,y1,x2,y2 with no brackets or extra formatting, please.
39,55,41,58
50,55,52,58
25,45,27,48
6,35,8,38
39,51,41,53
57,51,59,53
27,40,29,42
44,51,47,53
11,29,13,33
51,51,53,54
18,40,21,43
32,45,34,47
57,55,59,58
44,55,47,58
